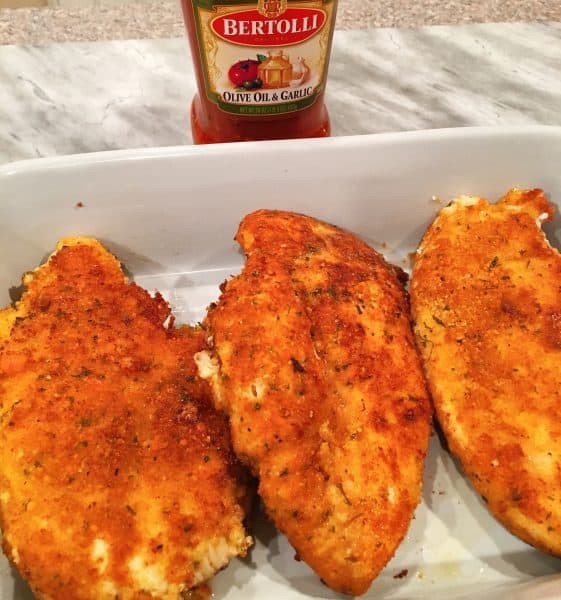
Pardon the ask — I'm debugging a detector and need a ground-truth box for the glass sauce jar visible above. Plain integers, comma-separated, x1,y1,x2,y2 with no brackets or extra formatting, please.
181,0,337,144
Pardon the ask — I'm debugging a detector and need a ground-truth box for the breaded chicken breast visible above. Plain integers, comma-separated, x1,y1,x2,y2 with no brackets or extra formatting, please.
0,238,251,600
196,210,432,596
411,188,561,556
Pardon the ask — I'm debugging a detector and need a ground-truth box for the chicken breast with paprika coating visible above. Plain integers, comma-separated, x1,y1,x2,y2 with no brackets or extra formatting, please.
0,237,251,600
196,210,432,596
411,188,561,556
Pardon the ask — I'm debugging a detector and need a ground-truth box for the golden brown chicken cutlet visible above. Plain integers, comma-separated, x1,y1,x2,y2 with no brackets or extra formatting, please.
0,237,251,600
196,210,432,596
411,188,561,556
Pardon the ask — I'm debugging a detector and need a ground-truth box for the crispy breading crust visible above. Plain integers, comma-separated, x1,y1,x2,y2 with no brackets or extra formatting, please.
411,188,561,556
197,210,432,596
0,237,251,600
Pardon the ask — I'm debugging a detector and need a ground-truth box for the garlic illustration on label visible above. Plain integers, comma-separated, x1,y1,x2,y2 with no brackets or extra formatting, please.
289,56,311,87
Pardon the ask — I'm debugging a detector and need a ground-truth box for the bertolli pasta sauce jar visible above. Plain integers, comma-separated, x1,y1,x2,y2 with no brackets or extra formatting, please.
181,0,337,143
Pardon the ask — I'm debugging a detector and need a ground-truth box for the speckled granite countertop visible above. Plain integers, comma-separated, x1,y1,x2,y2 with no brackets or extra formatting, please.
1,0,561,44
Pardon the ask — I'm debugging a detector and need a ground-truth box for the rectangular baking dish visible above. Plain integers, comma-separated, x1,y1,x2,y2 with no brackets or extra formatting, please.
1,126,561,599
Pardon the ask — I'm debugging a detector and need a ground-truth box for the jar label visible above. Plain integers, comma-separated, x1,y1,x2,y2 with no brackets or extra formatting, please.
190,0,336,115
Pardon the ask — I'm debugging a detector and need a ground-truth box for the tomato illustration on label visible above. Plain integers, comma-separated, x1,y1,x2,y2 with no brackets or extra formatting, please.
228,59,258,86
228,56,267,89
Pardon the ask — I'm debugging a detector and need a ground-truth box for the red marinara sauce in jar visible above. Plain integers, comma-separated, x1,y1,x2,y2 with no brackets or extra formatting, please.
180,0,338,143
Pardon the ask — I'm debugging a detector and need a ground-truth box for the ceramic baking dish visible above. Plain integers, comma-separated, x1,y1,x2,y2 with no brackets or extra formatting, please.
1,126,561,599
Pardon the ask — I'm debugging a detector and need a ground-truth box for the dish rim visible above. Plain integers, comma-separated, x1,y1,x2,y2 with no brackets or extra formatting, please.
1,125,560,178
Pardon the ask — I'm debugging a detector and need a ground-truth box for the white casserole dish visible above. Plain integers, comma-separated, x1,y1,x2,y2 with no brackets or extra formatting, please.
1,126,561,599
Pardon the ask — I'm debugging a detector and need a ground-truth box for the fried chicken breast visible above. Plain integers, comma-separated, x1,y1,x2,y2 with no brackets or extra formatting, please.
196,210,432,596
410,188,561,556
0,237,251,600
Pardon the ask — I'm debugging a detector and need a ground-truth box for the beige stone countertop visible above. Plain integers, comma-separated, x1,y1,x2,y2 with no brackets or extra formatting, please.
1,0,561,45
